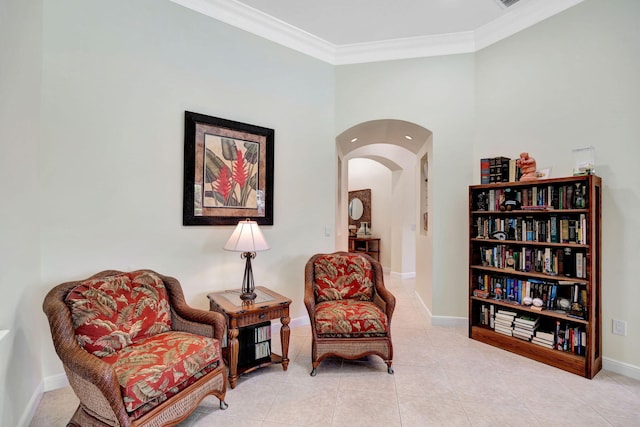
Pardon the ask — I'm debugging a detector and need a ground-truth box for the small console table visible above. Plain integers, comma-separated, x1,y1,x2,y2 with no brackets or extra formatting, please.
348,237,381,262
207,286,291,389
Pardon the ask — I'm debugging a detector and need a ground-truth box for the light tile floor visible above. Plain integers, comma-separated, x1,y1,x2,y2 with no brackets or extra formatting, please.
31,275,640,426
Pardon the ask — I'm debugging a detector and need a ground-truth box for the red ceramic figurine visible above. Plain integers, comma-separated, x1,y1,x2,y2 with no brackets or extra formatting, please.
516,152,540,181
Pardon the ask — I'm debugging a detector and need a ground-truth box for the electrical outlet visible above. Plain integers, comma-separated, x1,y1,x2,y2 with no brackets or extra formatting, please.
612,319,627,336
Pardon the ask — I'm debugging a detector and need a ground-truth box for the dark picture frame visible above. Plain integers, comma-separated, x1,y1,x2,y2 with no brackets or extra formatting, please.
183,111,274,225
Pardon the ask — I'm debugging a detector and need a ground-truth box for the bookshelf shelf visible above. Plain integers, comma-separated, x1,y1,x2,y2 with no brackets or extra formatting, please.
471,265,589,285
468,175,602,378
348,237,380,262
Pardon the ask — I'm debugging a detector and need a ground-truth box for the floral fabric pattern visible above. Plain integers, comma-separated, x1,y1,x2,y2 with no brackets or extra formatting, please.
314,254,374,302
101,331,221,414
65,271,171,356
315,300,388,336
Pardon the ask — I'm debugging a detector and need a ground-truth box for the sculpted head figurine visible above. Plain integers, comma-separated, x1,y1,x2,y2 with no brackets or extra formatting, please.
516,152,541,181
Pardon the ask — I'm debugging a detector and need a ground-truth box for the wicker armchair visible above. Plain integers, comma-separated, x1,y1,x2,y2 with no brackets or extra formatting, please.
304,252,395,376
42,270,228,427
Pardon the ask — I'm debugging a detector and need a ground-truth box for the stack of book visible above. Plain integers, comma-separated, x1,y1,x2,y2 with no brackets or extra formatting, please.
512,314,540,341
531,330,555,349
493,309,517,336
480,157,521,184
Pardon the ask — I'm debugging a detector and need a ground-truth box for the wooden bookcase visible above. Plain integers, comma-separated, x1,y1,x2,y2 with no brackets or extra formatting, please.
349,237,381,262
238,321,272,368
468,175,602,378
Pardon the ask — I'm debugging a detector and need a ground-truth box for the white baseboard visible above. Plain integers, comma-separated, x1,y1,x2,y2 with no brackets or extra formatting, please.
413,289,465,327
18,380,44,427
602,356,640,381
271,315,309,330
44,373,69,391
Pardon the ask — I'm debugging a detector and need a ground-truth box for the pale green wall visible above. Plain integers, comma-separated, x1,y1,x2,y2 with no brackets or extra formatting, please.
335,54,477,318
475,0,640,371
3,0,335,423
0,0,43,425
38,0,335,376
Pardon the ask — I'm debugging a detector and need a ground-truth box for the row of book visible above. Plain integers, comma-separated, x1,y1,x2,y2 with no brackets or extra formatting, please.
532,322,587,355
254,323,271,342
478,305,587,355
480,157,522,184
474,183,588,211
475,276,588,317
254,341,271,360
478,245,587,279
474,214,588,245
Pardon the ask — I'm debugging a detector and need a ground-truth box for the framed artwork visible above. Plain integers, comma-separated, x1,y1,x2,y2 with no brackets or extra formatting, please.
183,111,274,225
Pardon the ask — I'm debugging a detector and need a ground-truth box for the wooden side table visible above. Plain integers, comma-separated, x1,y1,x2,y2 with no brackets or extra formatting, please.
207,286,291,389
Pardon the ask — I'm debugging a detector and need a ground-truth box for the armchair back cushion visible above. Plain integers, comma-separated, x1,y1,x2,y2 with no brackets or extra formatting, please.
313,253,374,302
65,270,172,357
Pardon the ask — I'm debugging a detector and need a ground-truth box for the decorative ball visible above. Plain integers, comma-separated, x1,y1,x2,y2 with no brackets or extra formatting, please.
558,298,571,310
523,296,533,306
532,298,544,307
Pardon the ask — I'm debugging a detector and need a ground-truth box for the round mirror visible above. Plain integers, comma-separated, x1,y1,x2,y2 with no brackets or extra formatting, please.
349,198,364,220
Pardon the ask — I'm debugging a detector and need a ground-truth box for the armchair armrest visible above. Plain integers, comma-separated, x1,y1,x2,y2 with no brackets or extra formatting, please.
304,256,318,330
159,273,226,341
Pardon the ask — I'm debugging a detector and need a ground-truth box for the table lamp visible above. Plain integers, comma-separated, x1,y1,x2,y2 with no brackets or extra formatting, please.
223,219,270,300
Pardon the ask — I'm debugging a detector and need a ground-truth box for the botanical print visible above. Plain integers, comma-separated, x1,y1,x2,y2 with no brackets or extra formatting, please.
184,111,273,225
203,134,259,209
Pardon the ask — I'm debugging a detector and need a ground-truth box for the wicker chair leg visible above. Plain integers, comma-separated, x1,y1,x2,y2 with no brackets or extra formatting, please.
386,361,394,374
310,368,317,376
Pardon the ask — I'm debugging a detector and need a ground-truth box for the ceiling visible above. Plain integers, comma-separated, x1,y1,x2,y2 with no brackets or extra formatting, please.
170,0,583,64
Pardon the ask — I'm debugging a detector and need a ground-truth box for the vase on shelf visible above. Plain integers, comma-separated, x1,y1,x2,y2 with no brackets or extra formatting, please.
357,222,370,237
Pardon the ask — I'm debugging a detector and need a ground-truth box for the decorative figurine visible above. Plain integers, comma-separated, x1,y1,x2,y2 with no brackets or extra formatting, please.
516,152,542,181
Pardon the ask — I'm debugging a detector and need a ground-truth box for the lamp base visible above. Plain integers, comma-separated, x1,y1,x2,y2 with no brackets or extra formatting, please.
240,252,257,301
240,291,257,301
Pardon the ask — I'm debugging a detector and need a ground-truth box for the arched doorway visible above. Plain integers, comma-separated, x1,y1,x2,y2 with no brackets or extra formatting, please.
336,119,432,279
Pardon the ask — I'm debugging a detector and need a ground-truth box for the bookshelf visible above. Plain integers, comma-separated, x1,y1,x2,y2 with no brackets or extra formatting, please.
238,321,272,367
468,175,602,378
348,237,380,262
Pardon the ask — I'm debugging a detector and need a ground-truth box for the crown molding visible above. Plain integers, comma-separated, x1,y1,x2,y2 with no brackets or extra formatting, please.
169,0,584,65
333,32,477,65
168,0,336,63
475,0,585,51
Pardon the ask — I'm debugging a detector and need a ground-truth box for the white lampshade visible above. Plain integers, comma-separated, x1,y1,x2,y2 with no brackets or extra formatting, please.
223,219,270,253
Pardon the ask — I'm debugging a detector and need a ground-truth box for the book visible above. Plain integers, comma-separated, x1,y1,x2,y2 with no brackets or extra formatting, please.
480,158,491,184
513,331,532,341
494,326,513,337
514,317,539,328
575,252,584,278
513,327,534,337
535,330,555,341
531,337,554,348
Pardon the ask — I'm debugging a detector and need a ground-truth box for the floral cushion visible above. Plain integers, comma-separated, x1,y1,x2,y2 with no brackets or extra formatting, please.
101,331,221,415
315,300,388,337
314,254,374,302
65,270,172,357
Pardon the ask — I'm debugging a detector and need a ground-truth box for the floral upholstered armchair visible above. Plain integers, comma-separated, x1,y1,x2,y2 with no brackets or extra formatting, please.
304,252,395,376
42,270,228,427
